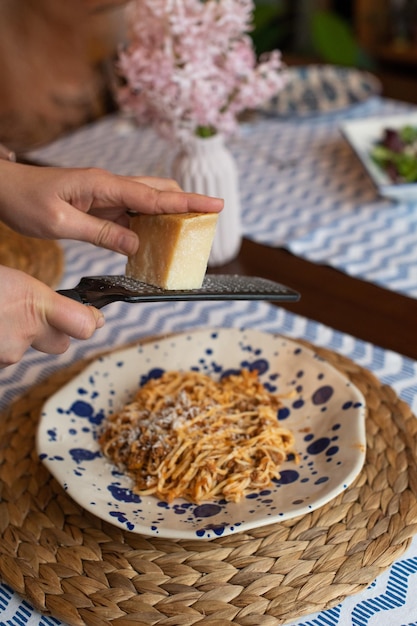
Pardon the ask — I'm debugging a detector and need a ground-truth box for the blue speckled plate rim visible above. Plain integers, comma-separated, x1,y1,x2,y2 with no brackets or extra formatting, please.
36,328,367,540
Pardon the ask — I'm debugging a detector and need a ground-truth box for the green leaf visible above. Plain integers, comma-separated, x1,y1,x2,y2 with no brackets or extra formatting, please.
252,1,289,55
371,145,393,165
394,152,417,182
400,125,417,143
253,4,282,30
196,126,217,138
311,11,361,67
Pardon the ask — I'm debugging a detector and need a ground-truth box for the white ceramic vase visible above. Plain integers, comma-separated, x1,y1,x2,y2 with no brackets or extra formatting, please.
171,133,242,267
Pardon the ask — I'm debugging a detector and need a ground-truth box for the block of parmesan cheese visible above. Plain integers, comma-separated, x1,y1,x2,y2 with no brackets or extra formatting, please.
125,212,218,290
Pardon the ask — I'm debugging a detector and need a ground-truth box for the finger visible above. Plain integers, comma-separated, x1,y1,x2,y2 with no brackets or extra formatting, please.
32,303,104,354
0,314,73,366
54,200,140,255
131,176,182,192
20,298,104,359
61,183,223,254
45,295,105,341
86,173,224,215
0,334,33,367
31,326,71,355
87,206,131,228
143,188,225,215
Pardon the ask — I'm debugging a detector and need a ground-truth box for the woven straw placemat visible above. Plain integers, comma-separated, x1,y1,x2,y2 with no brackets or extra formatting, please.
1,339,417,626
0,221,63,287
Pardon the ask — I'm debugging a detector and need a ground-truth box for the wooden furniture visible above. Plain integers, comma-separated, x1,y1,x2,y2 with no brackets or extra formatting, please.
210,240,417,362
355,0,417,66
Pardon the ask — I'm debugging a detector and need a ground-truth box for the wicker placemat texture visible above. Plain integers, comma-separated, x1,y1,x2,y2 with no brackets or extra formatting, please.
0,220,63,286
0,340,417,626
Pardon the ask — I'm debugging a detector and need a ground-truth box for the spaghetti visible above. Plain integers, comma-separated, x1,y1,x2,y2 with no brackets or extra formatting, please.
99,369,297,504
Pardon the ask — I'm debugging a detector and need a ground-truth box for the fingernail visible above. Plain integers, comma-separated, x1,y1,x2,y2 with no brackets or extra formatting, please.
96,312,105,329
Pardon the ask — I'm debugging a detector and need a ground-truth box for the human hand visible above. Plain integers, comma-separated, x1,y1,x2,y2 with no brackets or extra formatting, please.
0,265,104,367
0,162,223,256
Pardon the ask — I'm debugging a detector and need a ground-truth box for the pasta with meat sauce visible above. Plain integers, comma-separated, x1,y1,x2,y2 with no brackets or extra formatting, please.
98,369,297,503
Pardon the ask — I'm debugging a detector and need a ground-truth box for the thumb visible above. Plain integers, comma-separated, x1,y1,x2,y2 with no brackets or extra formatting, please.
56,203,139,255
47,294,105,339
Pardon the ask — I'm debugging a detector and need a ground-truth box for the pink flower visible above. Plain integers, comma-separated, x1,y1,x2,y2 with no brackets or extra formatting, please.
116,0,286,143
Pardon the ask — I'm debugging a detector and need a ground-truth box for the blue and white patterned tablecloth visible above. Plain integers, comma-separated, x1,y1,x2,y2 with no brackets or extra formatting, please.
1,238,417,626
26,96,417,299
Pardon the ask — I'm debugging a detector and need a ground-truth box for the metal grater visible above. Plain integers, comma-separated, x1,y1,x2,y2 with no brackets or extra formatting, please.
57,275,300,309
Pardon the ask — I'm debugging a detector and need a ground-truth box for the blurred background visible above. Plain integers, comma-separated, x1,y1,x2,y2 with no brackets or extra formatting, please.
1,0,416,153
252,0,417,103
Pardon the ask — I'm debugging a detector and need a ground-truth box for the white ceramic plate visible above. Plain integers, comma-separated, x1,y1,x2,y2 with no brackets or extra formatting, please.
260,65,381,117
341,112,417,201
37,328,366,540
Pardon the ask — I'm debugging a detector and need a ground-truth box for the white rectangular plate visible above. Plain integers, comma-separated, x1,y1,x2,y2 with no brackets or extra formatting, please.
341,112,417,201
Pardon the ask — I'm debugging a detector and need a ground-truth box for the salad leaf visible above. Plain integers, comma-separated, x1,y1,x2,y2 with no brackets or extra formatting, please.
370,124,417,184
400,125,417,144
